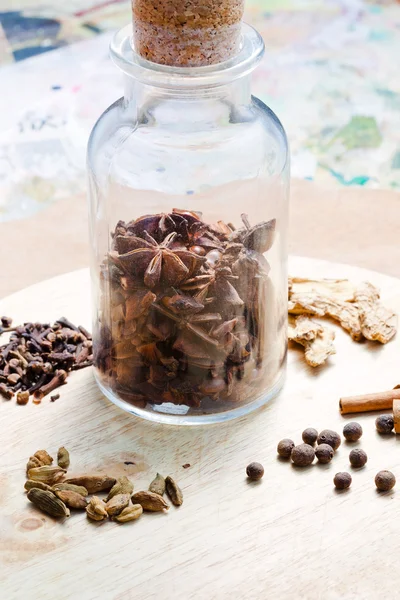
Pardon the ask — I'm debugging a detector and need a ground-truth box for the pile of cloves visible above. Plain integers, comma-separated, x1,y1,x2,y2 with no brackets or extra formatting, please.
24,448,183,524
95,209,278,409
0,317,93,404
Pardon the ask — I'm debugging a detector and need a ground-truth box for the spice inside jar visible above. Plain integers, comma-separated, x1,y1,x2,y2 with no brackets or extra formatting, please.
95,210,279,413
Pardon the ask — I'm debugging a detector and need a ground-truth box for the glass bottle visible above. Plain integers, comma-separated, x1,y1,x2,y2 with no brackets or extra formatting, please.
88,23,289,424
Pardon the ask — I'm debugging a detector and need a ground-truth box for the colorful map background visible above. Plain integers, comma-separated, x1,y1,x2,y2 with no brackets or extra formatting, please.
0,0,399,220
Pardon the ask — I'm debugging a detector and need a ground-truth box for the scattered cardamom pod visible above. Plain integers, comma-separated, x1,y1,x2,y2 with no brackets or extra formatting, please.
105,493,130,517
27,488,70,518
149,473,166,496
165,476,183,506
112,504,143,523
28,465,66,485
86,496,108,521
57,447,70,470
54,490,88,510
24,480,54,493
66,475,116,494
26,456,42,472
52,482,88,497
131,491,169,512
34,450,53,466
106,476,134,502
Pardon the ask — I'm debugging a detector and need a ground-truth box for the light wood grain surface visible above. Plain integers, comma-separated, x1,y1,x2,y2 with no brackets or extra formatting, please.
1,257,400,600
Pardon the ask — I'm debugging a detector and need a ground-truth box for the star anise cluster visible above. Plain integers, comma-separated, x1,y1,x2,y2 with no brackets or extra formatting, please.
95,209,276,410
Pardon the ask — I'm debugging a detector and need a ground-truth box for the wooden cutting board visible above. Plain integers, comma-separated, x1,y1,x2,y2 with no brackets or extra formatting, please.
1,257,400,600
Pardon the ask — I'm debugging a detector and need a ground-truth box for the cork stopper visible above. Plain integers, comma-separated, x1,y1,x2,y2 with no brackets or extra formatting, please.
131,0,245,67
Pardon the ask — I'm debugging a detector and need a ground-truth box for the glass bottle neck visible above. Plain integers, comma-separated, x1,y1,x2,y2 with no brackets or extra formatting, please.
111,22,264,127
123,73,252,122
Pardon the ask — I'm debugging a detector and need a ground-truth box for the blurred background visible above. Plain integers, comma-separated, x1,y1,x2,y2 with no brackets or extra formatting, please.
0,0,399,294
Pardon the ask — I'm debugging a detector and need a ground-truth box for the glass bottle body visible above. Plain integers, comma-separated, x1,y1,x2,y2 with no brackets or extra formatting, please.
88,25,289,423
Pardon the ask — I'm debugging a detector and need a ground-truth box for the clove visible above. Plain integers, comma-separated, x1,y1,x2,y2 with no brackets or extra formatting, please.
0,319,93,403
34,370,68,400
0,383,13,399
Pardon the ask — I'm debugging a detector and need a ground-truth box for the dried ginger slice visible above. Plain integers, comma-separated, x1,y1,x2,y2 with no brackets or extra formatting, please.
289,277,356,303
288,315,336,367
288,291,363,342
354,282,397,343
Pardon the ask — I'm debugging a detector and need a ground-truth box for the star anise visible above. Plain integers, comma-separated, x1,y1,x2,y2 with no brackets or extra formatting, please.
187,222,225,251
152,300,221,347
231,249,270,304
154,295,229,369
121,209,203,244
172,209,230,249
230,214,276,253
124,213,180,241
182,265,244,309
111,231,204,288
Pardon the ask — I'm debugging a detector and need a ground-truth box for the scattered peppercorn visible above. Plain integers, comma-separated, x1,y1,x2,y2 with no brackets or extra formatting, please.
291,444,315,467
349,448,368,468
277,439,295,459
302,428,318,446
375,470,396,492
343,422,363,443
317,429,341,451
375,415,394,435
246,462,264,481
315,443,334,464
334,472,352,490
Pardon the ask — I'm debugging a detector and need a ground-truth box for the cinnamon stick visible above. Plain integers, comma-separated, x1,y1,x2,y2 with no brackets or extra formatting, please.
339,388,400,414
393,400,400,433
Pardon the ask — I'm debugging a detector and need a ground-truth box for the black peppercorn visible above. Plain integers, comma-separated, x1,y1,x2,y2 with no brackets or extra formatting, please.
302,428,318,446
246,462,264,481
343,422,363,442
334,472,352,490
291,443,315,467
375,470,396,491
317,429,341,451
349,448,368,468
315,443,334,464
277,439,295,459
375,415,394,434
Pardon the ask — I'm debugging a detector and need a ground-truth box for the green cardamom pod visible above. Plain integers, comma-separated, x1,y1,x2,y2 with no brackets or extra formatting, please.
112,504,143,523
106,476,133,502
106,493,130,517
24,480,53,493
131,491,169,512
34,450,53,466
57,447,70,469
149,473,166,496
66,475,116,494
54,490,87,510
86,496,107,521
27,488,70,518
28,465,66,485
52,483,88,497
165,476,183,506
